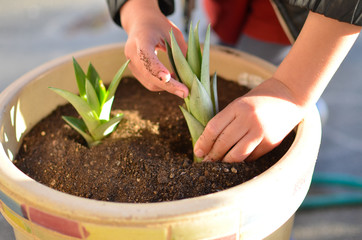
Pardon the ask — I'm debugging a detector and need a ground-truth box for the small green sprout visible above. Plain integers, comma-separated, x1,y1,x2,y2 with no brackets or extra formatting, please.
166,23,218,162
50,58,130,147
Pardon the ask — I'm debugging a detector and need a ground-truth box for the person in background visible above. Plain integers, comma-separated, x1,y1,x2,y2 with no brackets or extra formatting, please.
106,0,362,162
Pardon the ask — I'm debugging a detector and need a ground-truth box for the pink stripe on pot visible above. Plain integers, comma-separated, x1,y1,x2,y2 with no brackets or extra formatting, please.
21,204,90,238
212,233,237,240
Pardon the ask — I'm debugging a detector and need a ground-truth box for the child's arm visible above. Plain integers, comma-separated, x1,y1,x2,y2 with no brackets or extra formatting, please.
194,11,361,162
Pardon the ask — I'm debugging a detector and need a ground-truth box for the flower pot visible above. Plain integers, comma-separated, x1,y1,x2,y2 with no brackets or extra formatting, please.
0,43,321,240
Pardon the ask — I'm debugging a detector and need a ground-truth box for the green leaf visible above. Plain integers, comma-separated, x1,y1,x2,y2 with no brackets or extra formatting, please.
62,116,94,146
211,72,219,114
170,29,194,89
193,21,202,57
92,114,124,140
180,106,204,163
85,78,101,116
72,58,87,99
99,97,114,121
107,59,130,102
49,87,100,132
187,22,201,79
87,63,101,99
51,58,131,147
180,106,204,145
200,24,211,97
98,80,107,107
184,96,191,112
189,76,214,126
165,39,180,81
193,155,203,163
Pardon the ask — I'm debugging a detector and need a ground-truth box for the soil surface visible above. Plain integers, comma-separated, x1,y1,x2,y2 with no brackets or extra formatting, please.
14,77,295,203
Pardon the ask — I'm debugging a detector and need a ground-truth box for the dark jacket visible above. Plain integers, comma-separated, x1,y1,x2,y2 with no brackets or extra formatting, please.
106,0,362,42
273,0,362,42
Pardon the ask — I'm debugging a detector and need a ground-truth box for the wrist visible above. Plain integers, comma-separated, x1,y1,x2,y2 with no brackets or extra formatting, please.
121,0,161,32
247,77,305,111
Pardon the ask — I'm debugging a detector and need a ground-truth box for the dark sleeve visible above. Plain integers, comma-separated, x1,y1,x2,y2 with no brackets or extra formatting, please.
287,0,362,26
106,0,175,27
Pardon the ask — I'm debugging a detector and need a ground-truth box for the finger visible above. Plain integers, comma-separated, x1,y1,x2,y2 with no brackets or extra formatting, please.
245,139,281,162
126,41,189,98
130,60,188,98
162,77,189,98
170,72,177,79
125,43,162,91
202,120,248,162
137,46,169,81
223,130,263,163
194,108,234,158
128,63,163,91
155,40,166,52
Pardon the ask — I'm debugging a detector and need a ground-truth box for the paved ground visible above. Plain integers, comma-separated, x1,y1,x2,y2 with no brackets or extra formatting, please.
1,1,362,239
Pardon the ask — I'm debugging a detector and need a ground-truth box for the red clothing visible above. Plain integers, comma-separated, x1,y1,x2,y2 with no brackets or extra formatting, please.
203,0,291,45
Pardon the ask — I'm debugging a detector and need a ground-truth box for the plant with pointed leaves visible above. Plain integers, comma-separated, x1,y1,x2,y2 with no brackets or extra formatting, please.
50,58,130,147
167,23,218,162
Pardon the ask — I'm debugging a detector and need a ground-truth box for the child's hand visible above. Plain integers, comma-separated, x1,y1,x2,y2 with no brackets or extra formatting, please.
194,78,304,162
121,0,189,98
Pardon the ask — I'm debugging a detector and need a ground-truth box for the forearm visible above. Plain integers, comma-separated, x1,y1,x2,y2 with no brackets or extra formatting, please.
273,11,361,109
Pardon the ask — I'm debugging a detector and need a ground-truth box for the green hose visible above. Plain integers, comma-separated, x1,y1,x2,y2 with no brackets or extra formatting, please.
300,172,362,210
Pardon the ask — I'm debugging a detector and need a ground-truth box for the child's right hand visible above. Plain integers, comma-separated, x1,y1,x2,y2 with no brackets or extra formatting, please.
120,0,189,99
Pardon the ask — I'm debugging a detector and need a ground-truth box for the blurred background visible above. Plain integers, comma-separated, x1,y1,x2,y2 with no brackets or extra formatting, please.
1,1,362,239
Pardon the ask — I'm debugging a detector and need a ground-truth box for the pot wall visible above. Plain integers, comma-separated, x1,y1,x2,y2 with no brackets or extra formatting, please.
0,44,321,240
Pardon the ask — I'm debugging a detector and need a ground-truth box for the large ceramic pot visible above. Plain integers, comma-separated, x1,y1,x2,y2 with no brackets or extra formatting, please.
0,44,321,240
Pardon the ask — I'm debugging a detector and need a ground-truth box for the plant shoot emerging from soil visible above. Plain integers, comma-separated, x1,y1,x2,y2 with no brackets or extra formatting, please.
50,58,130,147
166,23,218,162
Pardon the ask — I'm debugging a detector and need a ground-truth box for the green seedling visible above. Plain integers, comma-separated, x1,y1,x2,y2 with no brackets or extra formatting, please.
166,23,218,162
50,58,130,147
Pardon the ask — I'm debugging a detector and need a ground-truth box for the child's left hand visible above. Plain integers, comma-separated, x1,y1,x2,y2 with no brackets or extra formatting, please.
194,77,304,162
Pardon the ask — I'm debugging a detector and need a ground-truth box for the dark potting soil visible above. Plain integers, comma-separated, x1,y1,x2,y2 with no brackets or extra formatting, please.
14,77,295,203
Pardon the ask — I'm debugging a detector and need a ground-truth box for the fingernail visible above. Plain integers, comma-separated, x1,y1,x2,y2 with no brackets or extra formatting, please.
159,72,171,83
175,90,185,98
194,149,204,158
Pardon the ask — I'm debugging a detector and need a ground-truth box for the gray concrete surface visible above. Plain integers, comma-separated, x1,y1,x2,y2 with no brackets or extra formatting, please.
1,1,362,239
